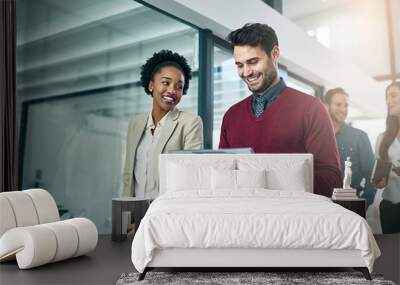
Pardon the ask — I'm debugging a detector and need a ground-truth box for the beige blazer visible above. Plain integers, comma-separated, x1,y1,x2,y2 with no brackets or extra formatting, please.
122,108,203,197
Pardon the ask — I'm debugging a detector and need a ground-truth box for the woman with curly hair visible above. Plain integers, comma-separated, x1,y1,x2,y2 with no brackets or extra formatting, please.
374,81,400,234
122,50,203,200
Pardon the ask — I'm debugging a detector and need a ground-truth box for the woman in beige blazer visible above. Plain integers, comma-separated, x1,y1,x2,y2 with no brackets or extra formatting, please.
122,50,203,198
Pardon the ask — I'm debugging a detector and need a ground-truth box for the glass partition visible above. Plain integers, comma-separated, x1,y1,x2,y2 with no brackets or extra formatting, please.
212,45,248,148
17,0,199,233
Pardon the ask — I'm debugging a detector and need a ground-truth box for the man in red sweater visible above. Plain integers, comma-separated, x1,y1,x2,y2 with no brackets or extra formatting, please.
219,23,342,197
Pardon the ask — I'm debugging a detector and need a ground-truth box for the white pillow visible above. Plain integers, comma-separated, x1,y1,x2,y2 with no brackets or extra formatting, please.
166,160,235,192
211,168,236,190
237,169,267,189
238,159,308,192
267,166,307,191
167,162,207,191
211,169,267,190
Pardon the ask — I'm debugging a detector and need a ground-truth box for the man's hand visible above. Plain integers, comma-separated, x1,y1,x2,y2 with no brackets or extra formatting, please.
392,165,400,176
127,223,136,237
375,177,387,189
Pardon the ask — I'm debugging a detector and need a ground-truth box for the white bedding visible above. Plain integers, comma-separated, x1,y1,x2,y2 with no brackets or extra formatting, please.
131,190,380,273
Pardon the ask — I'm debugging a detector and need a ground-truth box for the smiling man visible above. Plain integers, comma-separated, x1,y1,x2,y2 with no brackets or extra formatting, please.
219,23,342,197
324,88,376,206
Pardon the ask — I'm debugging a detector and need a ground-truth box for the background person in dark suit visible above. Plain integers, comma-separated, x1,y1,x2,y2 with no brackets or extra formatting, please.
324,88,376,208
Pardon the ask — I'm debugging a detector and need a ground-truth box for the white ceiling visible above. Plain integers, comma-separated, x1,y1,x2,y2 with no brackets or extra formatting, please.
283,0,351,19
282,0,400,81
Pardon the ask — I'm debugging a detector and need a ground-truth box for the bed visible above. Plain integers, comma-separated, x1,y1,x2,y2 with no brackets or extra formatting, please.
131,154,380,280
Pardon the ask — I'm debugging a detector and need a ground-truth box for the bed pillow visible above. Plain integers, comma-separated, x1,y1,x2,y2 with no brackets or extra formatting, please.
211,169,267,190
236,169,267,189
267,166,307,191
238,159,308,191
166,160,235,192
211,168,236,190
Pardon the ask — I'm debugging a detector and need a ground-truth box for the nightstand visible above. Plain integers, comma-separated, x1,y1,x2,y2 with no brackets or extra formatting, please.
112,197,150,242
332,198,366,218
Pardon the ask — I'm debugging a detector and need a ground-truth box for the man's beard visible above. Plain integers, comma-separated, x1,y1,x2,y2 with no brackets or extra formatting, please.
330,111,346,125
247,63,277,94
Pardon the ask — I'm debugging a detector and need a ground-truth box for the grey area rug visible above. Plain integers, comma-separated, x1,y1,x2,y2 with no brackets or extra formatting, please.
116,272,396,285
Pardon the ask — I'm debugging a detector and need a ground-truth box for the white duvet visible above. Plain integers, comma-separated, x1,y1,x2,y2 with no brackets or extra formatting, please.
131,190,380,273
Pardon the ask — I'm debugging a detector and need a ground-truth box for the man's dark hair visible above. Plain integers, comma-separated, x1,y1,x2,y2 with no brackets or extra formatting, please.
140,49,192,96
226,23,279,56
324,87,349,105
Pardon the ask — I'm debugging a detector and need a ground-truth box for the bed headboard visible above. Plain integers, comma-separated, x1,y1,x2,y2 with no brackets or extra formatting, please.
159,153,314,195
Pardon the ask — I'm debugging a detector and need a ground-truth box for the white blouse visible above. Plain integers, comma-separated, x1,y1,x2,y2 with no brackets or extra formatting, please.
375,134,400,203
133,112,169,199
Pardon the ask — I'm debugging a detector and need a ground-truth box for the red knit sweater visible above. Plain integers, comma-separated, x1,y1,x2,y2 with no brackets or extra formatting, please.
219,87,342,197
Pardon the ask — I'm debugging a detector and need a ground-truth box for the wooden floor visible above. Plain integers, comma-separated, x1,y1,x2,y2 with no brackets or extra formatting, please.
0,235,134,285
1,234,398,284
